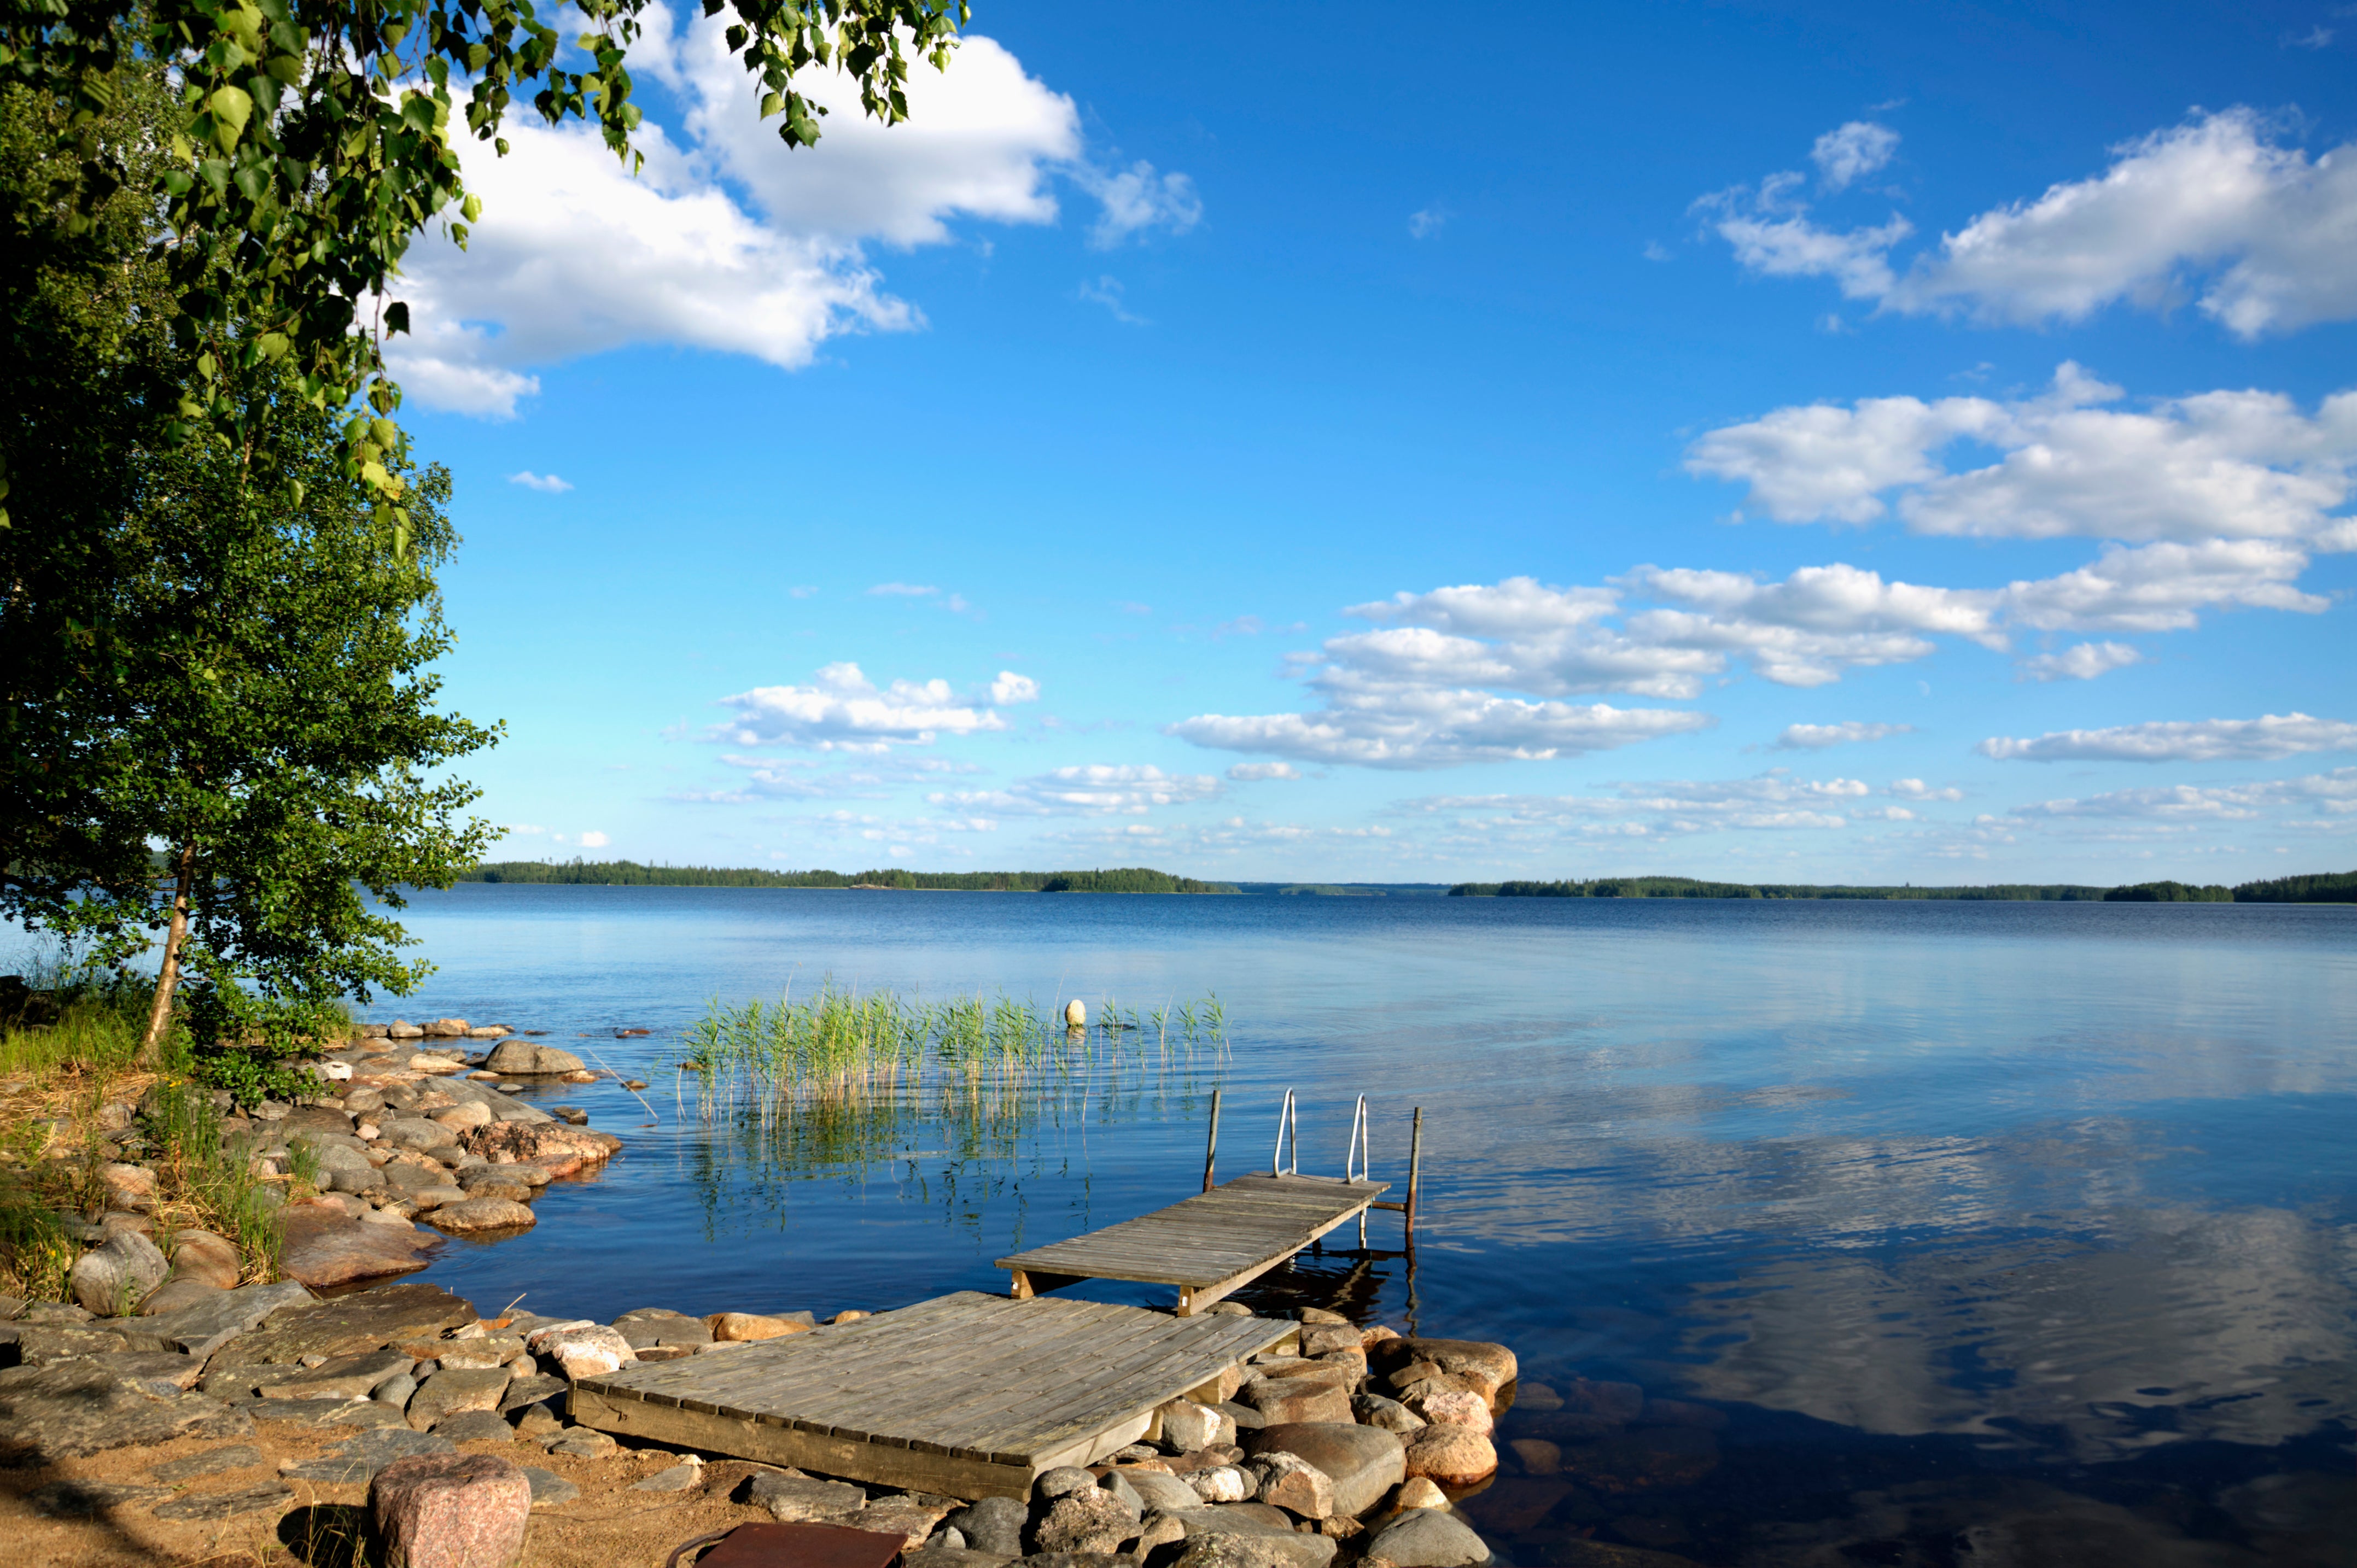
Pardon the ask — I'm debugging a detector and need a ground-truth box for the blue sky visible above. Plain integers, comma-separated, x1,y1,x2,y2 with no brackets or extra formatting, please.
396,0,2357,884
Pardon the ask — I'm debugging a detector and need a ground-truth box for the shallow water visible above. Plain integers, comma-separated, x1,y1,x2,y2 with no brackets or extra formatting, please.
254,889,2357,1559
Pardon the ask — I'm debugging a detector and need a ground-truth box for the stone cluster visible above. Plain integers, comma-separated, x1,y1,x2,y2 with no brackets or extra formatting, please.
26,1021,621,1301
0,1283,1525,1568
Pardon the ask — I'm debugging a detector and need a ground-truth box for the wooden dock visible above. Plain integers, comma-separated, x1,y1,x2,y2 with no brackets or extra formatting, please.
996,1172,1389,1315
568,1291,1297,1497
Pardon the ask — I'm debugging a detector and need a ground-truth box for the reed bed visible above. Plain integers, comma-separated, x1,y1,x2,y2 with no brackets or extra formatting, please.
678,981,1228,1111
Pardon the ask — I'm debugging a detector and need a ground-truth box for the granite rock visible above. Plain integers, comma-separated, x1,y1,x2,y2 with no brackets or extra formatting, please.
1031,1487,1137,1554
0,1358,252,1461
522,1466,580,1507
946,1493,1030,1554
408,1366,514,1430
276,1204,437,1290
746,1471,867,1522
1245,1423,1408,1519
69,1229,170,1315
371,1452,532,1568
1364,1509,1492,1567
1402,1426,1497,1489
151,1443,267,1482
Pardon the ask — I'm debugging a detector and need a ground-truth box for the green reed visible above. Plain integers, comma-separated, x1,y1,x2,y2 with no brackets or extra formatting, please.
679,979,1228,1115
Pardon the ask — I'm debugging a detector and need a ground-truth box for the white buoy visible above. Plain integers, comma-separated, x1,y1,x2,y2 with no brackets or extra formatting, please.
1064,998,1087,1028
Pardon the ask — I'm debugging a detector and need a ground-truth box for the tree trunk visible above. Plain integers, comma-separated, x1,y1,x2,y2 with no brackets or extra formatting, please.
138,843,195,1066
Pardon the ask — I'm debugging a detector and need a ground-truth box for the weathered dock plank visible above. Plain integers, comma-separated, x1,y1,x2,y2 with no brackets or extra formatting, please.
569,1290,1294,1496
996,1172,1388,1314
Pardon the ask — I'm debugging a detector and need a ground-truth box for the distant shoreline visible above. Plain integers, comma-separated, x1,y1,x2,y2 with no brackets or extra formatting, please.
453,859,2357,904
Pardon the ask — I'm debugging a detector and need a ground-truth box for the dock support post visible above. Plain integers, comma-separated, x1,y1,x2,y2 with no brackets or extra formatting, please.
1203,1087,1221,1192
1405,1107,1423,1236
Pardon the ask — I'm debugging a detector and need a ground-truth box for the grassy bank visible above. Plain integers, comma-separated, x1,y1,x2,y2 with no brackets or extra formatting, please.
0,968,285,1297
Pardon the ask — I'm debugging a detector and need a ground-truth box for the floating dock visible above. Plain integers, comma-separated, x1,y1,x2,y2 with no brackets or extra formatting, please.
569,1291,1298,1497
996,1172,1390,1315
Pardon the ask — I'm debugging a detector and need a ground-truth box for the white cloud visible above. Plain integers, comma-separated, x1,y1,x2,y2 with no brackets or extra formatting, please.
931,764,1220,816
389,15,1194,414
1811,121,1900,191
1693,169,1912,300
577,830,611,849
506,470,573,493
2017,641,2145,682
1889,779,1965,801
1070,160,1203,248
1168,695,1711,771
1706,109,2357,338
1775,721,1913,750
1226,763,1302,781
2000,539,2324,631
1409,207,1446,238
868,582,940,596
1401,771,1877,837
1688,362,2357,548
714,662,1009,752
1980,712,2357,763
788,586,819,599
2006,768,2357,823
988,671,1041,705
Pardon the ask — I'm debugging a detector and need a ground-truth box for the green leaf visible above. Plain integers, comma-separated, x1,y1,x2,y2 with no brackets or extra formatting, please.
208,84,254,151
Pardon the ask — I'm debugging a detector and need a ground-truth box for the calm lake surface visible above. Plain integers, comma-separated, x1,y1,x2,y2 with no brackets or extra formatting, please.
322,890,2357,1559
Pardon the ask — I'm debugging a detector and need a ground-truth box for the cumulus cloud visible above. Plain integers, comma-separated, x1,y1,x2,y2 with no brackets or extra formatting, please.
1775,721,1914,750
931,763,1220,816
868,582,940,596
577,830,611,849
1703,109,2357,338
1400,771,1878,837
388,14,1194,414
1227,763,1302,781
713,662,1011,752
1811,121,1901,191
1889,779,1965,801
1980,712,2357,763
1998,768,2357,839
1688,362,2357,548
2017,641,2145,682
988,671,1041,705
1169,695,1711,771
506,470,573,493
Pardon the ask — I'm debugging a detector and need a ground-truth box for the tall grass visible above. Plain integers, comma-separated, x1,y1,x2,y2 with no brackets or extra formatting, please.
679,979,1229,1108
1,959,283,1295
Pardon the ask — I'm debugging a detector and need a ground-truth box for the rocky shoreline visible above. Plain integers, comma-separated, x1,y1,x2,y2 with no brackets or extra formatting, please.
0,1264,1547,1568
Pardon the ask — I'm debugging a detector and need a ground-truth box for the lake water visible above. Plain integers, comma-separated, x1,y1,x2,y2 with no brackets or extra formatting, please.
217,889,2357,1559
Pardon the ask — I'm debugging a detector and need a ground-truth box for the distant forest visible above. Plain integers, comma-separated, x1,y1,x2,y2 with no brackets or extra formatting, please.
462,861,1238,894
1448,869,2357,903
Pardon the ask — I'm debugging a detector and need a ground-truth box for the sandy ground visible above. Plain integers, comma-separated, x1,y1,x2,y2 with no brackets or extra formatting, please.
0,1419,789,1567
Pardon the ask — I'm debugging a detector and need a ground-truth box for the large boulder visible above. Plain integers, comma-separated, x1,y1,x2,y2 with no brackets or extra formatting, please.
944,1494,1029,1554
1171,1516,1339,1568
1248,1452,1334,1519
1031,1488,1136,1554
423,1198,536,1236
1124,1469,1207,1516
483,1040,585,1076
1381,1339,1516,1401
746,1472,867,1523
1402,1426,1496,1488
407,1367,514,1431
1363,1510,1492,1567
1244,1423,1405,1519
370,1452,530,1568
167,1229,244,1291
69,1229,169,1315
1241,1378,1353,1426
460,1119,619,1177
525,1321,634,1379
276,1202,437,1290
1160,1397,1236,1452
